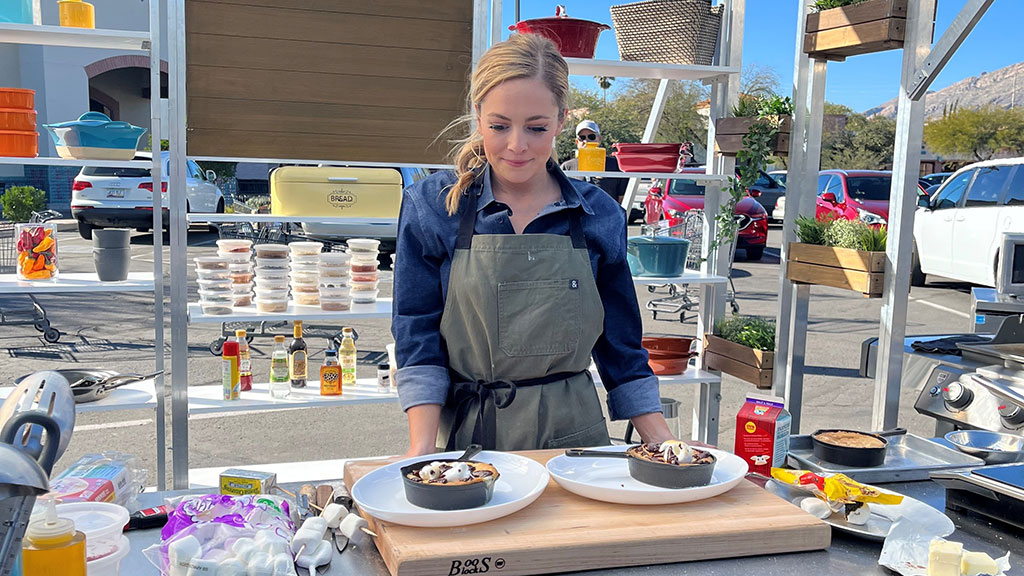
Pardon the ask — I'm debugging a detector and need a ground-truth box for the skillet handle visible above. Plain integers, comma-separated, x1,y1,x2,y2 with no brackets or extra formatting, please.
564,449,631,459
876,428,908,438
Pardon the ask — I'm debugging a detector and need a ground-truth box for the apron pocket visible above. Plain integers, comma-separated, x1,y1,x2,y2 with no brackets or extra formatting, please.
498,279,580,357
543,418,610,449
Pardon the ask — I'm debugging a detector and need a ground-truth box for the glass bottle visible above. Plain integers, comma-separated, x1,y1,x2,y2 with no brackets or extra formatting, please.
339,327,357,389
236,329,253,392
269,335,290,398
289,321,308,388
377,362,391,394
320,349,341,396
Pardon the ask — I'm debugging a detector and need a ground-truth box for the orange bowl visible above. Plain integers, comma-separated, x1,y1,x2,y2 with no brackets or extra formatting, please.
642,335,695,355
0,88,35,110
646,349,695,376
0,108,36,131
0,130,38,157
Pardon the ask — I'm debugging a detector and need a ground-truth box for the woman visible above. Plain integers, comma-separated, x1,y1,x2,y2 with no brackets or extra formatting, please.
392,33,673,456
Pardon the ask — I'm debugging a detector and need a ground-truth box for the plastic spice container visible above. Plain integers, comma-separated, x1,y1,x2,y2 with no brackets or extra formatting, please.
294,292,320,306
194,256,229,270
230,282,253,294
290,253,320,266
346,250,379,265
347,238,381,253
52,502,129,565
254,298,288,313
317,265,349,278
289,270,319,284
253,266,289,280
217,250,252,264
232,293,253,307
198,289,232,300
349,279,379,292
319,252,351,266
351,271,379,283
289,263,319,274
229,265,254,284
216,239,252,253
253,243,289,258
351,289,379,304
320,297,352,311
319,285,350,299
350,262,378,273
255,257,289,269
290,282,319,293
196,268,231,280
86,535,129,576
199,300,233,316
254,287,289,300
255,278,289,293
289,241,323,256
197,278,232,291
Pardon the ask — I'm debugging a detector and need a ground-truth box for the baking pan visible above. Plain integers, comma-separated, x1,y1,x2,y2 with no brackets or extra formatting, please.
401,444,498,511
787,432,985,483
565,445,715,489
810,428,906,468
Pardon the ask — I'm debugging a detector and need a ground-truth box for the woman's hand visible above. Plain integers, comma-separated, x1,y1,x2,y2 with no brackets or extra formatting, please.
628,412,675,445
405,404,442,457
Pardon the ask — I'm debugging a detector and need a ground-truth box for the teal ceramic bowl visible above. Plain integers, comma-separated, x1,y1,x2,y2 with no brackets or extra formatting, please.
627,236,690,277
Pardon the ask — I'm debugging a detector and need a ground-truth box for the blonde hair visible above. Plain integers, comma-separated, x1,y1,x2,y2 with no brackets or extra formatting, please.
443,33,569,215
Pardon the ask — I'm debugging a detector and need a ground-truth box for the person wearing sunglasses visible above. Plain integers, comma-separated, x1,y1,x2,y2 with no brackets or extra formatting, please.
560,120,627,203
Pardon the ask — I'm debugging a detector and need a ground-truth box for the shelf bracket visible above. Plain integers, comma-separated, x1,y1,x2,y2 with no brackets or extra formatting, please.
907,0,992,101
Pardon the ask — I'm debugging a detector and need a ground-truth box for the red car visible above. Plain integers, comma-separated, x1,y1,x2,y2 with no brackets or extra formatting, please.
816,169,928,227
660,168,769,261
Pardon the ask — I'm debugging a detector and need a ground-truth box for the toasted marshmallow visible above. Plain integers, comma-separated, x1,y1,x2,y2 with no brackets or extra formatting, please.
660,440,694,464
443,462,471,483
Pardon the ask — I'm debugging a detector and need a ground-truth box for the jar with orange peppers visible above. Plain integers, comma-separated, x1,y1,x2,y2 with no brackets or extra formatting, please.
16,223,58,281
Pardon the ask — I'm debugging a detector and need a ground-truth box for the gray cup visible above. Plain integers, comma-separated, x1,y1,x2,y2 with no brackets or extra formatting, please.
93,228,131,249
93,247,130,281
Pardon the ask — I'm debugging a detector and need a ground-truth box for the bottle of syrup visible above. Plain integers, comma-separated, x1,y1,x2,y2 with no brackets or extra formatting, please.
289,321,308,388
22,499,87,576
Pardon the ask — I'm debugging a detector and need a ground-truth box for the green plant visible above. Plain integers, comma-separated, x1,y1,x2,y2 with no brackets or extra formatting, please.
822,218,888,251
717,315,776,351
0,186,47,222
244,195,271,212
812,0,869,11
795,214,831,245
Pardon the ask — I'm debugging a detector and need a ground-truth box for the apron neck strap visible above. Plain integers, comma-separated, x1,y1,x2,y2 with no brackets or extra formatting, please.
455,189,588,251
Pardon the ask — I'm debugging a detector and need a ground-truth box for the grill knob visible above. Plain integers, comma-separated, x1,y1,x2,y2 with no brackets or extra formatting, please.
999,404,1024,428
943,382,974,411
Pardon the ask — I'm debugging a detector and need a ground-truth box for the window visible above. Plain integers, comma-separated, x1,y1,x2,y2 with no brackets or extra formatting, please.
845,177,892,201
81,166,150,178
966,165,1012,207
931,170,972,210
825,176,844,201
669,178,706,196
187,161,204,180
817,174,831,194
1003,166,1024,206
753,173,774,188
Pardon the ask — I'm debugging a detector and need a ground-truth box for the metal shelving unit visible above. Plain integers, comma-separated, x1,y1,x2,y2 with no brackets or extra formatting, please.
186,299,393,324
0,5,168,488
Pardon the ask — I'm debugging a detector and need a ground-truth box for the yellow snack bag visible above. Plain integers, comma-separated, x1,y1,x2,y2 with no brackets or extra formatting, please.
771,468,904,507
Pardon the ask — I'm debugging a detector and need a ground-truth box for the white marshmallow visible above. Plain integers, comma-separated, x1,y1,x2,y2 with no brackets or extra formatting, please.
340,513,369,546
218,558,247,576
322,503,347,529
271,552,296,576
300,516,328,538
231,538,256,563
418,466,439,482
168,535,202,576
295,540,332,570
246,552,274,576
442,462,471,483
289,527,321,556
254,530,289,556
799,498,832,519
845,503,871,526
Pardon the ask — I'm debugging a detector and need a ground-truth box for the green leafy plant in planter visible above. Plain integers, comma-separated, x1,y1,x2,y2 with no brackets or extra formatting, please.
812,0,870,10
795,214,887,251
0,186,47,222
716,315,776,352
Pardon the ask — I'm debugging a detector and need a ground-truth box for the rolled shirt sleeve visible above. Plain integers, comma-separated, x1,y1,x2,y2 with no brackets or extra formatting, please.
591,209,663,421
391,189,451,411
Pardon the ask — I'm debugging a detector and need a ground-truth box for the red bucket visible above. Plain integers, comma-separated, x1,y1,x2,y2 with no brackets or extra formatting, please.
510,17,610,58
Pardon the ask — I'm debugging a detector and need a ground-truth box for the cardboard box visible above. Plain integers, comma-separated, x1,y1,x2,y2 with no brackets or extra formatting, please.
220,469,277,496
734,393,791,477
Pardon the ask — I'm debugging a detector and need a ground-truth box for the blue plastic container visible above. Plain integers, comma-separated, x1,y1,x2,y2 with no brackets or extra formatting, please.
627,236,691,277
0,0,33,24
43,112,147,161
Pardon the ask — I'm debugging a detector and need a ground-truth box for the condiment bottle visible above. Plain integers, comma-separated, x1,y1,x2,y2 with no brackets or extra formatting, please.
377,362,391,393
236,329,253,392
22,498,87,576
577,141,606,172
339,327,357,389
290,321,308,388
222,340,240,400
269,335,290,398
320,349,341,396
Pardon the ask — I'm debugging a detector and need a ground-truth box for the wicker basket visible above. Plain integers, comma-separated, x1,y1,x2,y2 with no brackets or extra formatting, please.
610,0,723,66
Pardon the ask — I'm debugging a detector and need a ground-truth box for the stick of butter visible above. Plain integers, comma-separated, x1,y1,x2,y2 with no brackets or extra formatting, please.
962,551,1000,576
929,539,963,576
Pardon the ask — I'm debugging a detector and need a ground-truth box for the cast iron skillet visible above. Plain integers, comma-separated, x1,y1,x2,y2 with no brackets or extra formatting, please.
565,445,716,489
810,428,907,467
401,444,499,511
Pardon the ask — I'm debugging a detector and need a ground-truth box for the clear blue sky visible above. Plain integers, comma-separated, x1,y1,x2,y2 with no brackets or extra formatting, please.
501,1,1023,113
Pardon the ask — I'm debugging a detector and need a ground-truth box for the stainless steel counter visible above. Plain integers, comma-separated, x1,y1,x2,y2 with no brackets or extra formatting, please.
120,478,1024,575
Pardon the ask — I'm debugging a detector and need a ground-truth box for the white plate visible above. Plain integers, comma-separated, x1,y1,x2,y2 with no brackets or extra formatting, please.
351,451,549,527
765,477,955,541
545,445,748,505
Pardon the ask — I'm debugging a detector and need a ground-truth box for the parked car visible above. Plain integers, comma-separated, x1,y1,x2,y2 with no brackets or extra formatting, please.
661,168,768,261
769,170,787,186
71,151,224,239
920,172,953,188
815,169,927,227
773,195,787,222
912,158,1024,287
628,179,655,224
748,170,786,222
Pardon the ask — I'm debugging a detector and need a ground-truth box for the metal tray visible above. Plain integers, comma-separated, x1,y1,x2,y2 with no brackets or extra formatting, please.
786,432,985,483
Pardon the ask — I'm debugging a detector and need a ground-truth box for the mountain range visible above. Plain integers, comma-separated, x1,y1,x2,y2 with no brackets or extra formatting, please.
865,61,1023,119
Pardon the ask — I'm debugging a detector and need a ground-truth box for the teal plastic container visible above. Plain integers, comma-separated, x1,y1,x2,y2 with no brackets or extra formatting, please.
0,0,34,24
627,236,691,277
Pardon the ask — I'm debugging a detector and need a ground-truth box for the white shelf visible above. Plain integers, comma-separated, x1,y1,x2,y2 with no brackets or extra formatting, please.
0,156,150,168
0,22,150,51
187,379,399,415
0,272,154,294
187,213,397,226
565,58,739,82
589,365,720,386
564,171,728,181
187,299,393,323
632,271,728,286
0,379,156,414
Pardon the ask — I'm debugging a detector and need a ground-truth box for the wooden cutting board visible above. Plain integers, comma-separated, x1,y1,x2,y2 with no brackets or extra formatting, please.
344,449,830,576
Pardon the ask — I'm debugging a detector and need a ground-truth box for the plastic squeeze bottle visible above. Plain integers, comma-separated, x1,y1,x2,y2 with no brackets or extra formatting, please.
577,141,606,172
22,499,87,576
269,335,290,398
339,327,357,388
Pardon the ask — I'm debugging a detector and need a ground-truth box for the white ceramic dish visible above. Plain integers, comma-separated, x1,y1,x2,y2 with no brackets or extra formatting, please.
545,445,748,505
351,450,549,527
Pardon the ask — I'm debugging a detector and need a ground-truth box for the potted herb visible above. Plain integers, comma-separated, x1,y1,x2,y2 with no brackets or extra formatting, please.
803,0,928,61
705,316,776,389
715,94,793,157
787,215,888,297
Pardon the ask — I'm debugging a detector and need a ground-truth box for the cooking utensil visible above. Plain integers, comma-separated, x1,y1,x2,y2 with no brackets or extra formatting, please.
508,8,610,58
810,428,906,468
945,430,1024,464
0,370,75,461
400,444,497,511
565,444,716,489
333,530,349,554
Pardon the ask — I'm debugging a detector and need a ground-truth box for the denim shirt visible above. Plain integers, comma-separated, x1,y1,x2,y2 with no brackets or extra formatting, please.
391,162,661,421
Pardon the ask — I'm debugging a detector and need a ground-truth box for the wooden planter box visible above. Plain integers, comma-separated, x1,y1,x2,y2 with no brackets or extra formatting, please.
786,242,886,297
704,335,774,389
714,116,791,157
804,0,914,61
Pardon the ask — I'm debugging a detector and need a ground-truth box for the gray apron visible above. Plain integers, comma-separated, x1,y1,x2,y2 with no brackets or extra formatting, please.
438,187,611,451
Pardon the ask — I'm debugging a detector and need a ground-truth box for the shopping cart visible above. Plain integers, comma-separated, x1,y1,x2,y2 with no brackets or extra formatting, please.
0,211,65,343
645,209,740,322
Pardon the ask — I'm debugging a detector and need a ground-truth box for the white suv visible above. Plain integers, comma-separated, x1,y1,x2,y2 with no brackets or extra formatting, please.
71,151,224,239
912,158,1024,287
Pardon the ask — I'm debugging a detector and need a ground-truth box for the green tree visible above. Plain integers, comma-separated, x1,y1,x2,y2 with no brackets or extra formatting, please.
821,113,897,170
923,106,1024,161
0,186,47,222
594,76,615,104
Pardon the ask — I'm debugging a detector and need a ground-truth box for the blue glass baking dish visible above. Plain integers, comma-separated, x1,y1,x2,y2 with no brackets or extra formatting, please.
627,236,691,277
44,112,147,161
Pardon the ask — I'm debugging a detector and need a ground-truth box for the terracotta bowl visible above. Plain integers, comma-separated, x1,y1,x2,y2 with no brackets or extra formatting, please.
646,350,695,376
642,336,695,355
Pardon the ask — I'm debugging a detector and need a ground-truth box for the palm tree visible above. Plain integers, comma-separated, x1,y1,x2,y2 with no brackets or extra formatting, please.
595,76,615,104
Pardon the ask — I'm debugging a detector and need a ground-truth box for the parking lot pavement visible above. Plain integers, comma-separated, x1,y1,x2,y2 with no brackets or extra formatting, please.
0,225,975,486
